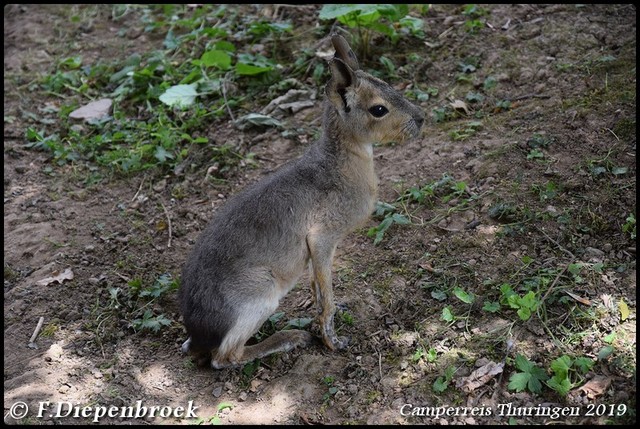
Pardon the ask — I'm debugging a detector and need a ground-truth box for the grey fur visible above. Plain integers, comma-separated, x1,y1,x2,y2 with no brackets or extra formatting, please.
179,34,425,368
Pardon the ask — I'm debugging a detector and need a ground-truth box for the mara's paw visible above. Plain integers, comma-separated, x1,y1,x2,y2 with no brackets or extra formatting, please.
180,337,192,354
289,330,314,349
323,334,350,351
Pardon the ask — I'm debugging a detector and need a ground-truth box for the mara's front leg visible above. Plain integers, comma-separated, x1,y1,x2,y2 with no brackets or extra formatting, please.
307,233,349,350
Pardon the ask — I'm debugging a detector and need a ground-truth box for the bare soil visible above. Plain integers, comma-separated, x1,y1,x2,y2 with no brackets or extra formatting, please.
4,4,636,425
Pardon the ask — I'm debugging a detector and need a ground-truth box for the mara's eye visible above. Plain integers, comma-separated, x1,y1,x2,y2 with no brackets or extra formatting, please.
368,105,389,118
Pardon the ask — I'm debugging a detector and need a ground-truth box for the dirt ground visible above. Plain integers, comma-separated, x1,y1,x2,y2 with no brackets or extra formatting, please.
4,4,636,425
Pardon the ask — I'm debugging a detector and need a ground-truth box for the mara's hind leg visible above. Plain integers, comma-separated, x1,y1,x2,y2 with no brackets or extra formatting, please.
211,329,312,369
181,337,217,367
210,285,313,369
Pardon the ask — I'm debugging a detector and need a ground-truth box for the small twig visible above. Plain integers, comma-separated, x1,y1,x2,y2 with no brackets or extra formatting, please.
510,93,552,102
115,273,131,282
131,175,146,202
437,26,455,39
29,316,45,344
604,128,620,141
378,350,383,381
534,225,576,260
539,265,570,305
221,74,236,122
160,200,173,249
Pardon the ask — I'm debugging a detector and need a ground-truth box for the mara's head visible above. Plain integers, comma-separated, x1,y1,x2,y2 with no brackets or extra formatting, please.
325,34,425,146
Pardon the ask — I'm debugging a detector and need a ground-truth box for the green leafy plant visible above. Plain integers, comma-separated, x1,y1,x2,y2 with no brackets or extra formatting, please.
465,91,484,104
527,133,552,149
482,301,501,313
399,174,456,205
128,274,178,333
406,86,438,102
239,359,261,388
367,201,411,245
130,309,172,333
623,213,636,240
441,306,455,322
500,284,540,321
508,354,548,394
495,99,512,111
322,375,339,402
193,402,234,425
412,346,438,364
527,148,545,160
285,317,314,329
255,311,312,343
425,347,438,363
453,286,475,304
462,4,488,33
24,5,291,176
531,181,559,201
319,4,425,59
483,76,497,90
135,273,179,298
338,310,355,326
449,121,482,141
433,366,456,393
411,347,425,363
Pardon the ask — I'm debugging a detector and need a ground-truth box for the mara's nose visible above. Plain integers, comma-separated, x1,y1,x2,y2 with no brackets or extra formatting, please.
415,116,424,130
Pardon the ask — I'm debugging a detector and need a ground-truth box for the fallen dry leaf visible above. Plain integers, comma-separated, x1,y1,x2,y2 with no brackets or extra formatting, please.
619,298,629,321
565,290,592,305
69,98,113,121
576,375,612,399
456,361,504,393
450,99,470,115
600,293,614,309
36,268,74,286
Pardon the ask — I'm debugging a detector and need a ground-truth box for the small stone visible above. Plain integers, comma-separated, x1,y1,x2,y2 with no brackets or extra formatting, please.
224,381,234,392
15,165,27,174
475,357,491,367
126,27,143,39
212,386,223,398
47,343,64,361
69,98,113,121
603,243,612,252
249,379,262,392
545,205,559,216
390,397,406,409
153,179,167,192
584,247,605,261
238,391,248,402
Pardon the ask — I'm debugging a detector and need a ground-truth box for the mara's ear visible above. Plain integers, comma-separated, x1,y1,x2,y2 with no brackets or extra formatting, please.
331,34,360,71
327,57,357,113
